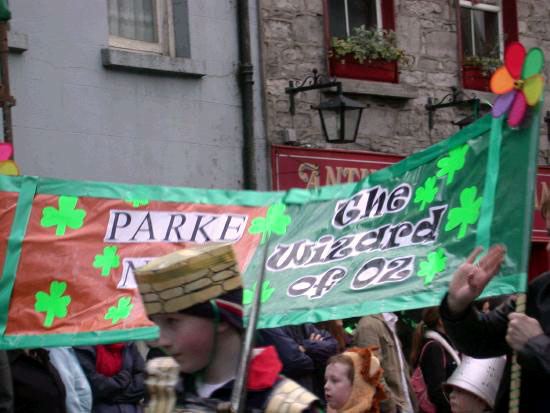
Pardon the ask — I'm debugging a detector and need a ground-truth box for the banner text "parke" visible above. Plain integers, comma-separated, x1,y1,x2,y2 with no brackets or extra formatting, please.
104,210,248,243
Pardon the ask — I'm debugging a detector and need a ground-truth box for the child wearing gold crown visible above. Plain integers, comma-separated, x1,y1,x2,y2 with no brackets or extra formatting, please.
135,243,321,412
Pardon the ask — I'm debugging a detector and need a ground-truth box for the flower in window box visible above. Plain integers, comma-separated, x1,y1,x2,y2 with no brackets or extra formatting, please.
463,55,503,77
329,26,412,83
462,55,502,91
490,42,544,127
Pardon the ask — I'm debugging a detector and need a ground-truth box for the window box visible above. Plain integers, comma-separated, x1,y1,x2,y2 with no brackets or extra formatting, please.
329,54,398,83
462,65,490,92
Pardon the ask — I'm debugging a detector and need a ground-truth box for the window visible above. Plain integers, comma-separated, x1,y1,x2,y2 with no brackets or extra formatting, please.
326,0,395,37
324,0,397,82
107,0,190,58
328,0,380,38
460,1,502,59
459,0,517,90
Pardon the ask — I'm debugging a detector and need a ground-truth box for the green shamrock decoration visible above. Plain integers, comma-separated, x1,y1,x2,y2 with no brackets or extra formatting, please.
40,196,86,236
125,199,149,208
248,204,292,244
34,281,72,328
436,144,469,185
417,248,447,286
414,176,438,211
242,281,275,305
93,246,121,276
445,186,483,239
105,297,134,324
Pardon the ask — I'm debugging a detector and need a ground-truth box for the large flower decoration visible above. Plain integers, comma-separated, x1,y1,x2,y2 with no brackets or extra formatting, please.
490,42,544,127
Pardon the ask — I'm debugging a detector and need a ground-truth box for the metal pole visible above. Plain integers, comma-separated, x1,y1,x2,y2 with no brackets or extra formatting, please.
508,293,525,413
229,238,271,413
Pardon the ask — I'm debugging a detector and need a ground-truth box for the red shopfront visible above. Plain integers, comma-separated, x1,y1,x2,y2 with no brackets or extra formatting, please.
271,144,550,282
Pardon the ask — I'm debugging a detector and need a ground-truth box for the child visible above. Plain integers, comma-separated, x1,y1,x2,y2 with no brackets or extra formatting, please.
135,243,320,412
444,356,506,413
409,307,460,412
324,347,386,413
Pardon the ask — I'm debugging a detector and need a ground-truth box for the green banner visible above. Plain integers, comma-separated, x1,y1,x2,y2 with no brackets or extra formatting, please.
0,109,540,349
244,110,540,328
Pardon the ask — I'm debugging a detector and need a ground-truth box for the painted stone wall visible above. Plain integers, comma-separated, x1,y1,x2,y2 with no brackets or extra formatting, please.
260,0,550,162
8,0,269,190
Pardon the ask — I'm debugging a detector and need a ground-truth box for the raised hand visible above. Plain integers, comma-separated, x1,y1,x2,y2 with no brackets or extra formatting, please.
447,245,507,314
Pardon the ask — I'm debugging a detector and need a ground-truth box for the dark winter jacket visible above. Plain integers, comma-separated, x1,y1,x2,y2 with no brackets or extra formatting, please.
75,343,145,413
258,323,338,397
440,272,550,413
0,350,12,413
8,349,67,413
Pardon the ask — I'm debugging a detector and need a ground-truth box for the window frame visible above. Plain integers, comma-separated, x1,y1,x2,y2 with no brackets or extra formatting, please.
108,0,176,57
459,0,503,59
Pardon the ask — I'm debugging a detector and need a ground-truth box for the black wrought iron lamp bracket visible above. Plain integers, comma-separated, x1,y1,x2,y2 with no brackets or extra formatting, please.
425,87,481,130
285,69,342,116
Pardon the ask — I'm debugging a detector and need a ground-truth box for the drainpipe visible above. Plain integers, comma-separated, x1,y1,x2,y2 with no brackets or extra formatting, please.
237,0,257,190
454,0,464,88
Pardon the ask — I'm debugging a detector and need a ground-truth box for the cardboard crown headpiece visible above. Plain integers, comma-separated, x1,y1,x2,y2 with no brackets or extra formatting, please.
134,243,242,316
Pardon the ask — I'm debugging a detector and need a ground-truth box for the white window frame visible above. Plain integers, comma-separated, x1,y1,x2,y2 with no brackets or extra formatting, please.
341,0,382,37
108,0,176,56
460,0,504,59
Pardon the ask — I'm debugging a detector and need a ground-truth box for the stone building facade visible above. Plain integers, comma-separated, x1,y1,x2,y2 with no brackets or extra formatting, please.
259,0,550,163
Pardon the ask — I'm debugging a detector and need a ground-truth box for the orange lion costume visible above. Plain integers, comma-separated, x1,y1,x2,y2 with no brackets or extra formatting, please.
328,347,386,413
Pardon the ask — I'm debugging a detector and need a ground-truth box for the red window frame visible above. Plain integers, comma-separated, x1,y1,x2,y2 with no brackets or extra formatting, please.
502,0,519,46
323,0,399,83
461,0,518,91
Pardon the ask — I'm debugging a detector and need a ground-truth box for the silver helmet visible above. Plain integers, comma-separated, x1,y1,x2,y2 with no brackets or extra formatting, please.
445,355,506,408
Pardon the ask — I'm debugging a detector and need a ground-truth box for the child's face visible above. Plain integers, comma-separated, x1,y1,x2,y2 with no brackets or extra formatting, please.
151,312,215,373
449,387,487,413
324,362,353,410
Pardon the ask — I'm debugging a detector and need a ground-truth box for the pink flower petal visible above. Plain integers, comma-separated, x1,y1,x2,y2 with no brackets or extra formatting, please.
508,91,527,127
